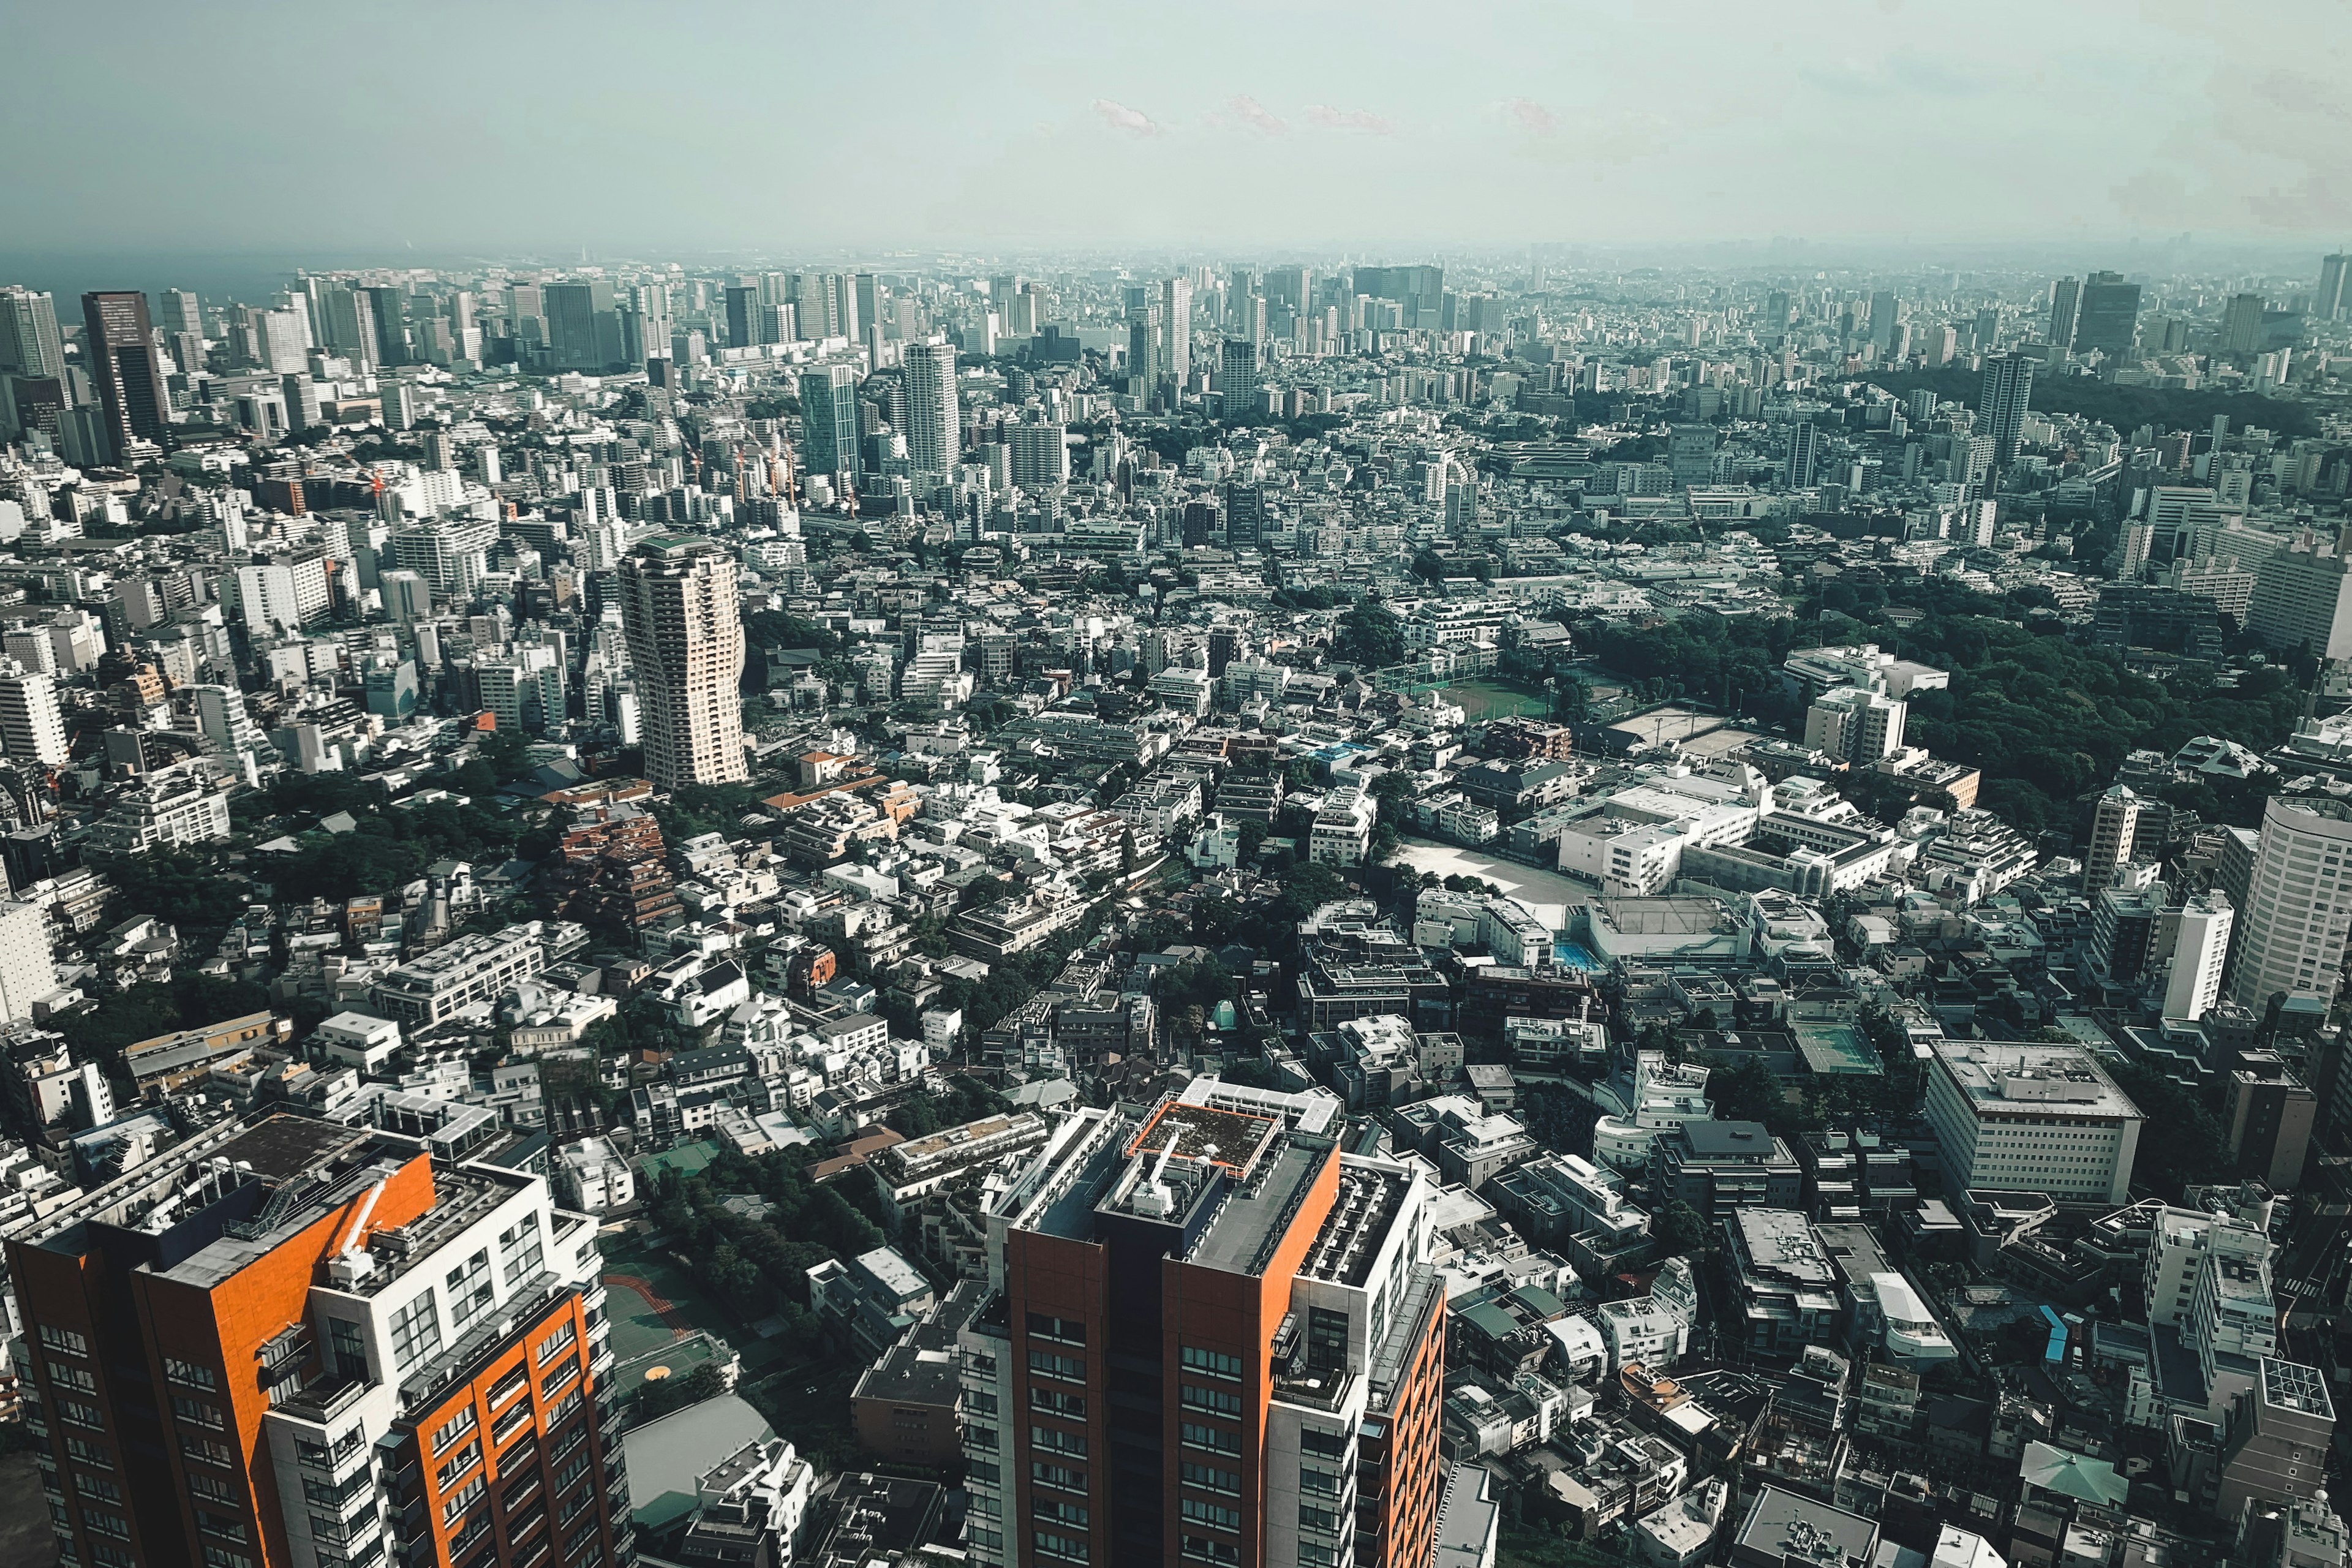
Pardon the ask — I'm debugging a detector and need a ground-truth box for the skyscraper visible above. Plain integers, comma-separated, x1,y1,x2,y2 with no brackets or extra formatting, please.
1785,420,1822,488
1763,289,1791,331
800,365,862,484
543,281,615,370
2319,254,2351,323
1009,421,1070,489
2074,270,2142,358
1979,352,2035,467
80,291,171,464
159,287,203,336
1127,303,1161,390
2222,292,2268,354
619,536,748,791
6,1113,627,1568
0,286,66,378
2231,794,2352,1011
1219,337,1259,413
359,284,409,367
2166,889,2236,1022
725,284,761,347
2046,276,2081,348
962,1082,1447,1568
901,339,960,484
1869,289,1900,355
1161,276,1193,389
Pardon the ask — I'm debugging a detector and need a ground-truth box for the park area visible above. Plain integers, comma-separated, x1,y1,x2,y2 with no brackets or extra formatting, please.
1446,678,1554,723
600,1223,867,1469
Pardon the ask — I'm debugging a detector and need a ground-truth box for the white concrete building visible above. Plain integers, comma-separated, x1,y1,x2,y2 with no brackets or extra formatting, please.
1923,1039,2144,1204
2230,794,2352,1011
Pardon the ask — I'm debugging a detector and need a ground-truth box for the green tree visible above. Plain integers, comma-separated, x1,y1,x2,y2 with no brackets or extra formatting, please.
1654,1200,1709,1259
1335,597,1406,669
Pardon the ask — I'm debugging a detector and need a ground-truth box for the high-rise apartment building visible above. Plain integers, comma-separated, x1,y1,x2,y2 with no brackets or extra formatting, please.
1009,422,1070,489
618,537,747,791
1219,339,1259,414
0,897,58,1021
2230,794,2352,1011
2166,889,2236,1022
799,366,862,484
2245,529,2352,660
2084,784,2143,892
2222,293,2269,355
2073,270,2141,358
0,286,66,379
1161,278,1193,389
81,291,171,464
1978,352,2035,467
0,666,69,767
6,1114,628,1568
960,1080,1447,1568
901,341,960,485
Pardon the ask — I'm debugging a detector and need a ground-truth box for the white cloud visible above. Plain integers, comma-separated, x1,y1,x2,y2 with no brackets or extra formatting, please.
1089,98,1161,137
1229,95,1286,135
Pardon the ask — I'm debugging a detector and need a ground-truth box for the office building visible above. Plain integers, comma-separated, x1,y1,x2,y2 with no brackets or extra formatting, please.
2226,1053,2316,1191
0,286,66,379
81,291,171,464
0,668,68,766
2084,783,2143,892
543,282,614,371
962,1087,1447,1568
2073,270,2141,357
6,1113,625,1568
2223,293,2269,355
800,365,861,484
618,537,748,791
1785,421,1822,488
2046,276,2081,349
1126,303,1161,390
2230,794,2352,1011
1921,1038,2144,1204
1979,353,2034,466
359,285,409,367
901,340,960,485
2319,254,2351,323
2218,1361,2336,1521
1869,289,1900,355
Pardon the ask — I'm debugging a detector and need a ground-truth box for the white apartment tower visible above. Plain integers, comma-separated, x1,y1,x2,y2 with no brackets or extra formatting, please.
2165,889,2236,1022
902,339,960,485
0,666,68,766
2230,794,2352,1011
1803,685,1905,764
617,536,748,791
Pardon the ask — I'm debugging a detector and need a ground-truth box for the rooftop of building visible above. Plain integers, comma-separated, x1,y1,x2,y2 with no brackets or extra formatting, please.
1929,1037,2142,1120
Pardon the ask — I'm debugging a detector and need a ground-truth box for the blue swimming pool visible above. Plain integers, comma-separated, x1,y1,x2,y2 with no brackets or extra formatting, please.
1555,940,1602,971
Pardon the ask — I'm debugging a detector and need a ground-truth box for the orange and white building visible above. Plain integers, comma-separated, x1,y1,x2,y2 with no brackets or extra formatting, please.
960,1077,1446,1568
6,1112,627,1568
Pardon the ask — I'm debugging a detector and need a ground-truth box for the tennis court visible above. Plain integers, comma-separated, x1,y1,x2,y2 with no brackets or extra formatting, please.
1795,1022,1882,1076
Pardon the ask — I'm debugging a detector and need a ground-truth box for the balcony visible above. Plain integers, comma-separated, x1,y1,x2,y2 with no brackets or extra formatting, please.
277,1373,374,1427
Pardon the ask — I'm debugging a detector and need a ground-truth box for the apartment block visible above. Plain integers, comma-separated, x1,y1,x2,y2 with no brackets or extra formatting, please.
959,1084,1447,1568
6,1113,627,1568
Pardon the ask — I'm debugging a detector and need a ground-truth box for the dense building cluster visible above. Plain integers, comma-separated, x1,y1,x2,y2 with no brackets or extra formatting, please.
0,245,2349,1568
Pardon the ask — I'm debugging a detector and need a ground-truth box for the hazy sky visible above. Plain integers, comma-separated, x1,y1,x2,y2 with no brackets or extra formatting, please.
6,0,2350,265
